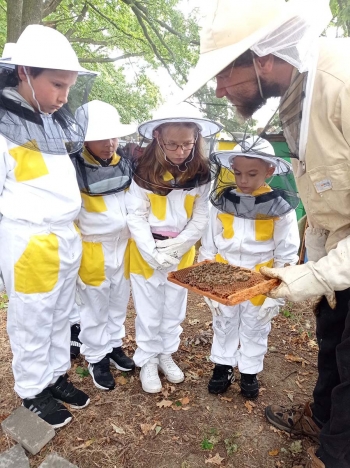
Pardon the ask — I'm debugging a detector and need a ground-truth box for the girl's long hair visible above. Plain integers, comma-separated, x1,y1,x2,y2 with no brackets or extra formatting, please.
133,122,211,195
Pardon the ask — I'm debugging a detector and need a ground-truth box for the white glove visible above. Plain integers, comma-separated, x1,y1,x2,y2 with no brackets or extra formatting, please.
153,251,180,270
260,264,336,309
156,237,193,259
204,296,221,316
257,297,284,325
305,227,329,262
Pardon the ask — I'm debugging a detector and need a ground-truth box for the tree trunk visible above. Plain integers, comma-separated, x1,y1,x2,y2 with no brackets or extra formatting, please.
7,0,23,42
21,0,43,32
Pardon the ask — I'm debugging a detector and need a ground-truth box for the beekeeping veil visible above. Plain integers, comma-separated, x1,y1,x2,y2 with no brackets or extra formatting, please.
135,102,222,193
71,100,135,196
210,136,300,219
0,25,97,155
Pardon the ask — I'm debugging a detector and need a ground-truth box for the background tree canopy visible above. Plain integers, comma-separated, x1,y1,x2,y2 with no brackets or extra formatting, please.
0,0,349,133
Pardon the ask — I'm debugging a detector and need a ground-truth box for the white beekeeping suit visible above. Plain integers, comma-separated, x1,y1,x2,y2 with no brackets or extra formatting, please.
0,26,96,401
72,100,136,369
127,179,210,365
126,105,222,393
199,137,300,375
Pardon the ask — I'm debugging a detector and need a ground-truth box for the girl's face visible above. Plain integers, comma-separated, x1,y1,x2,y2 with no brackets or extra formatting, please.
17,67,78,114
232,156,275,194
86,138,119,160
157,126,197,165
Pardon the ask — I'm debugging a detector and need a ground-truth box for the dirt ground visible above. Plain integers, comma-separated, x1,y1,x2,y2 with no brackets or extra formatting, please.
0,291,318,468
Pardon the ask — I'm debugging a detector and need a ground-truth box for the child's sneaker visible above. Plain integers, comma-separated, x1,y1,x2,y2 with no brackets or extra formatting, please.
88,357,115,391
158,354,184,384
108,347,135,371
70,323,82,360
23,388,72,429
140,358,162,393
208,364,234,394
50,373,90,409
240,373,259,399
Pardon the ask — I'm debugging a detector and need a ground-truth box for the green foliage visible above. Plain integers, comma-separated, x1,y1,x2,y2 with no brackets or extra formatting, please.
200,438,214,451
0,0,199,122
76,366,90,378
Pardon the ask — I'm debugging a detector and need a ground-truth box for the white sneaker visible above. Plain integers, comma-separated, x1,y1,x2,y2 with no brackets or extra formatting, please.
140,358,162,393
158,354,185,384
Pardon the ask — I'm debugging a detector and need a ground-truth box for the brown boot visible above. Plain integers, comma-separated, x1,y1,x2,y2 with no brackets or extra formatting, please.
265,401,321,442
306,447,325,468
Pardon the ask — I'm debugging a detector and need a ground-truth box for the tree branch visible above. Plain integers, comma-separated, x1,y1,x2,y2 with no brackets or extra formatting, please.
42,0,65,18
79,52,142,63
65,3,88,39
86,1,148,46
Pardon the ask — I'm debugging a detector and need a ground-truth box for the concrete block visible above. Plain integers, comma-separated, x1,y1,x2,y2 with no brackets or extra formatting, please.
1,407,55,455
39,453,78,467
0,444,30,468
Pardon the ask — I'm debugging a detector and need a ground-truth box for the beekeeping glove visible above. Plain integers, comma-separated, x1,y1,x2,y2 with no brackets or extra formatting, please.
260,263,336,309
257,297,284,325
153,251,180,270
156,237,194,259
204,296,221,316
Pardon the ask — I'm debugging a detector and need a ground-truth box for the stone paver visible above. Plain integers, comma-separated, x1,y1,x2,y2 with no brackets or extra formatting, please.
1,407,55,455
0,444,30,468
39,453,78,467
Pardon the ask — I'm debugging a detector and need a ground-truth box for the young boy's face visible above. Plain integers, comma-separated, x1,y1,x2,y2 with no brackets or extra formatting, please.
231,156,275,194
18,67,78,114
86,138,119,160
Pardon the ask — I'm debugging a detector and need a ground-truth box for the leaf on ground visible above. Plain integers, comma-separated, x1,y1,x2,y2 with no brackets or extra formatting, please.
269,449,279,456
244,401,253,414
155,425,162,435
115,376,128,385
72,439,94,451
181,396,190,405
287,392,294,402
220,396,232,402
285,354,308,365
205,453,225,465
182,406,191,411
156,399,173,408
111,424,125,434
189,319,200,325
140,423,154,435
290,440,303,454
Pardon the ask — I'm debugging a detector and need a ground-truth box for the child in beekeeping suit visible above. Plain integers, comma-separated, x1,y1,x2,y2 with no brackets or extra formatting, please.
199,136,299,399
126,104,222,393
0,26,96,428
71,99,136,390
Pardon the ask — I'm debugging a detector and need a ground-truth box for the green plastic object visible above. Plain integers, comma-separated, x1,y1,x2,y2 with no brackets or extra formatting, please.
268,139,306,221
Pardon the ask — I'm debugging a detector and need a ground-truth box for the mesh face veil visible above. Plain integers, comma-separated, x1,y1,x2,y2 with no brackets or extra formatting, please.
70,148,133,196
210,136,300,220
0,66,95,155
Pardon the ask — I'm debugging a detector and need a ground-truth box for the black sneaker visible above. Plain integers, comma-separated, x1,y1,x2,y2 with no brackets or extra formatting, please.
70,323,82,360
208,364,234,394
88,356,115,390
50,373,90,409
240,373,259,399
108,347,135,372
23,388,72,429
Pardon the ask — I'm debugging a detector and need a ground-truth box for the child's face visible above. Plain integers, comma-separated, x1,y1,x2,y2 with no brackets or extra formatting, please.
157,126,196,165
86,138,119,159
18,67,78,114
232,156,275,194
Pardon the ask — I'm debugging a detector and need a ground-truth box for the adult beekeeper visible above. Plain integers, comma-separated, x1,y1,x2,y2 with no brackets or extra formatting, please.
178,1,350,467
